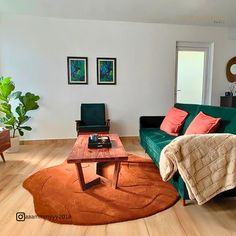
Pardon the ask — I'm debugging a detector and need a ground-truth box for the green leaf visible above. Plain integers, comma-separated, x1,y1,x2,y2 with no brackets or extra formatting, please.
19,92,40,112
10,91,22,99
0,77,15,102
0,102,12,116
18,129,24,136
16,104,26,117
0,95,7,102
19,116,30,125
16,104,30,126
4,117,16,126
20,126,32,131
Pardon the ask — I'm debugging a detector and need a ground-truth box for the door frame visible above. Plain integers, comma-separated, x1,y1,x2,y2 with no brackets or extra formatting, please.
175,41,214,105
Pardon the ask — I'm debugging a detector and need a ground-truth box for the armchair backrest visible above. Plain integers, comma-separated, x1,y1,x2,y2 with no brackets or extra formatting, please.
81,103,106,125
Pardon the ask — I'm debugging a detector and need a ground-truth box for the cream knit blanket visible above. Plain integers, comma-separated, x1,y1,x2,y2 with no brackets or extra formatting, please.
160,134,236,205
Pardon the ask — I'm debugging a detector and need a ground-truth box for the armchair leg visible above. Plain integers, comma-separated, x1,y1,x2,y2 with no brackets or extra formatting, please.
1,153,6,162
182,199,186,206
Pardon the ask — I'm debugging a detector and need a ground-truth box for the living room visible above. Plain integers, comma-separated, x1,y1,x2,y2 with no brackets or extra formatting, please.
0,1,236,236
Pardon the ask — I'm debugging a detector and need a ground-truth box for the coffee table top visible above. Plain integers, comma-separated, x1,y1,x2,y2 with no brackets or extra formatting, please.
67,134,128,163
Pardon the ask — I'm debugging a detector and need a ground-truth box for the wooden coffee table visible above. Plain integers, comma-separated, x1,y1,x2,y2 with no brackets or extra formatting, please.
67,134,128,191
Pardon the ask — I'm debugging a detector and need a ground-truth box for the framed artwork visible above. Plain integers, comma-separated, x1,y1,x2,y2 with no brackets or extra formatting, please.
67,57,88,84
97,58,116,85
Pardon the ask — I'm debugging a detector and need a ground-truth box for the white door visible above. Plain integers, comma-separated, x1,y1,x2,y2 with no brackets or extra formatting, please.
175,42,213,105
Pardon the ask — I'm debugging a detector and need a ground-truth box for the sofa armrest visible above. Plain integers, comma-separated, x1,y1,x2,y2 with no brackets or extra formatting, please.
75,120,83,132
139,116,165,129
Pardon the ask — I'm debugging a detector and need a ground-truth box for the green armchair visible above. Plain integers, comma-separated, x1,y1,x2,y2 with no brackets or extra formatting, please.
76,103,110,136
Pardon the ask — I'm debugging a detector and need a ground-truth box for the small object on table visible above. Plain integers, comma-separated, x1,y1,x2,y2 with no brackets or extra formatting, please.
225,91,233,96
89,134,98,142
88,135,112,149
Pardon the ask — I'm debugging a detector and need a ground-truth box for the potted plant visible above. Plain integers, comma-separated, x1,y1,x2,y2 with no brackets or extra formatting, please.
0,77,40,152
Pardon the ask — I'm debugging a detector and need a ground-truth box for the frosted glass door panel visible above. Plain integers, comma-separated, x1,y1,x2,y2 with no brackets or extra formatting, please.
176,51,205,104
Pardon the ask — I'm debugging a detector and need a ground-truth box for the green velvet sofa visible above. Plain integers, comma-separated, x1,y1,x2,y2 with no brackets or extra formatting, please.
139,103,236,203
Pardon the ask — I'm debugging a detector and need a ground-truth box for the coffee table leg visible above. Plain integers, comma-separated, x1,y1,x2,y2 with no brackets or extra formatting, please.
112,162,121,189
75,163,86,191
1,153,5,162
96,162,106,176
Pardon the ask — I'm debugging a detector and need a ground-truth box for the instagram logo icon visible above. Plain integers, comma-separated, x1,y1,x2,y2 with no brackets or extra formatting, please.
16,212,25,221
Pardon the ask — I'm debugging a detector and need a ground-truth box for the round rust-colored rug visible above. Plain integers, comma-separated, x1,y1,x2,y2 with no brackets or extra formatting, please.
23,154,179,225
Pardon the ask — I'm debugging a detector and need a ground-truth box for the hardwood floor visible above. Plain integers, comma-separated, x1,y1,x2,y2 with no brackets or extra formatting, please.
0,138,236,236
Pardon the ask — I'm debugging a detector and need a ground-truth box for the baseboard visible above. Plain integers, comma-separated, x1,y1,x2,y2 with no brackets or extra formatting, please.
20,138,76,145
20,136,139,145
120,136,139,142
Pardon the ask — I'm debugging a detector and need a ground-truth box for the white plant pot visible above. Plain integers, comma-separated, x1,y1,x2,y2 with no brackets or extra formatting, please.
7,136,20,153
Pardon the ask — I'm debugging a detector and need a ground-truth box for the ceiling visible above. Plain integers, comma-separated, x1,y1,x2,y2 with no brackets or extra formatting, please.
0,0,236,27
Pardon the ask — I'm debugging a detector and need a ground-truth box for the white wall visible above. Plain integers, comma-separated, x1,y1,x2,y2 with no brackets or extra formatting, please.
0,15,235,140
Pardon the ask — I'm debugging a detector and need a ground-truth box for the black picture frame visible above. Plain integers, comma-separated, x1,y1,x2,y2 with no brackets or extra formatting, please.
97,58,117,85
67,57,88,85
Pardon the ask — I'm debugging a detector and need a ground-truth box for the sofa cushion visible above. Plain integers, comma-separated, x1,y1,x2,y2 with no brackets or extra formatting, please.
140,128,175,166
185,111,221,134
197,105,236,134
160,107,188,136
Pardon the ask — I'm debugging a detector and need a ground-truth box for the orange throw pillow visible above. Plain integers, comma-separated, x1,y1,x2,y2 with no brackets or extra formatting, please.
160,107,188,136
185,111,221,135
